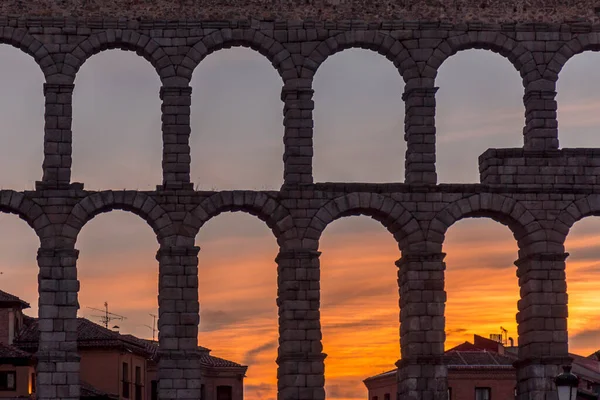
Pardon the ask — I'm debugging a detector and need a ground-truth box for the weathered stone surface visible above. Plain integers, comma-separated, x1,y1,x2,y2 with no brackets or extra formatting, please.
1,8,596,399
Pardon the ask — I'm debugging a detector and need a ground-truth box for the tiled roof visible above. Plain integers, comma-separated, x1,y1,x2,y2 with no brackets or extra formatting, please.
80,381,119,399
571,352,600,382
120,334,245,369
15,318,149,358
363,369,396,382
0,290,29,309
201,353,244,368
446,350,516,368
0,343,32,360
15,317,246,370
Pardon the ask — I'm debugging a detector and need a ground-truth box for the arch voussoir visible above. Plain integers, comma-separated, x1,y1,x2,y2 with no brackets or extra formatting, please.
68,31,168,83
307,193,420,249
63,191,172,246
0,28,51,77
185,29,292,80
431,32,535,82
185,191,294,245
427,194,537,247
304,31,416,81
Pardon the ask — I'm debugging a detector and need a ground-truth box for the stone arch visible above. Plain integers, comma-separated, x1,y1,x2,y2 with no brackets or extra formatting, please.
428,32,537,84
0,190,47,243
303,31,418,81
549,34,600,81
0,28,54,78
63,191,175,246
306,193,422,251
182,29,292,81
183,191,295,247
427,193,542,256
67,31,172,83
551,194,600,249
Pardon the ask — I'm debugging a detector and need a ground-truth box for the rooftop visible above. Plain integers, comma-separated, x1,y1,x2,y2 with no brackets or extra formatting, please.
0,290,29,310
0,342,33,361
14,316,246,369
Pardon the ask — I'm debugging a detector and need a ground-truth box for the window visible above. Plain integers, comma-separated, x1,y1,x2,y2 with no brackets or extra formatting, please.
0,371,16,391
448,388,452,399
475,387,491,400
372,397,378,400
134,366,142,400
216,385,233,400
151,380,158,400
201,384,205,400
122,362,130,398
384,394,390,400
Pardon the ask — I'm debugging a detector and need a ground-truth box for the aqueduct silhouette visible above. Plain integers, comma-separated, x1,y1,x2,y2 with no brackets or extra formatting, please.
0,1,599,399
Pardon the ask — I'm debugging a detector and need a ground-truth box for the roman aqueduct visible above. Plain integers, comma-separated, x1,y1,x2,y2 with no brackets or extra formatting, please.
0,0,599,399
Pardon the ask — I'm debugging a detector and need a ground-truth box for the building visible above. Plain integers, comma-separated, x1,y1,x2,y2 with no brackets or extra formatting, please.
0,289,247,400
0,291,36,398
364,335,600,400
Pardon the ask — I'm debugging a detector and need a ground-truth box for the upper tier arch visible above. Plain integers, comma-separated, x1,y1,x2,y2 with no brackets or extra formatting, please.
303,31,417,80
549,33,600,81
426,32,537,84
0,29,53,78
67,31,172,83
182,191,295,247
183,29,292,81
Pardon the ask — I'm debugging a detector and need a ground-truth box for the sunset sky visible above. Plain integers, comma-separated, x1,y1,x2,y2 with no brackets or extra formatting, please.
0,44,599,400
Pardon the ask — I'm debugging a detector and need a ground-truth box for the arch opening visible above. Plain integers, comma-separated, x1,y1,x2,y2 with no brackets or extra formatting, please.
77,210,159,340
196,212,279,400
443,218,519,398
444,218,519,348
0,212,40,316
190,48,284,190
0,45,45,190
72,50,162,190
556,52,600,148
320,216,400,400
313,49,406,183
436,50,523,183
564,217,600,357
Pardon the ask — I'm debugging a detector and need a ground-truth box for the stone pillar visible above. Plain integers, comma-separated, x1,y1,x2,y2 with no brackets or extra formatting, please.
281,86,314,186
514,252,570,400
39,83,74,189
36,248,80,400
275,249,325,400
156,246,201,400
523,79,559,151
403,85,438,185
160,86,194,190
397,251,447,400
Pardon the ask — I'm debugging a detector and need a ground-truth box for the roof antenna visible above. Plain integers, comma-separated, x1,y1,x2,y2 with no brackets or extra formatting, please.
86,302,126,329
142,314,158,341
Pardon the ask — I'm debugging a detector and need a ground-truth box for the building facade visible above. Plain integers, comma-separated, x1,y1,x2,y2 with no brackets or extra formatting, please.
364,335,600,400
0,289,247,400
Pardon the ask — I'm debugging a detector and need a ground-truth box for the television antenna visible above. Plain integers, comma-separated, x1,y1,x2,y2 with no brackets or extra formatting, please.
142,313,158,341
86,302,126,329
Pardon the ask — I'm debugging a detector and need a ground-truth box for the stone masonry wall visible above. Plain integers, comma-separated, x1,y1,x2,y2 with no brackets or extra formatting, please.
0,1,600,23
0,12,598,400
